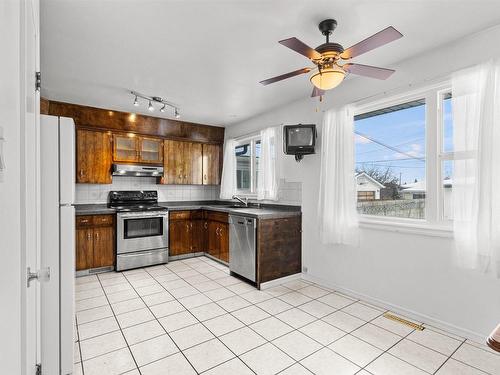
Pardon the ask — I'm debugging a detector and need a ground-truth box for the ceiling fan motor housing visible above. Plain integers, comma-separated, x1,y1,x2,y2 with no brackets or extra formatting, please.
315,42,344,55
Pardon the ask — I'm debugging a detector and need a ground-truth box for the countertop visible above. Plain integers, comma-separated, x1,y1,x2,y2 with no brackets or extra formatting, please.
75,200,301,219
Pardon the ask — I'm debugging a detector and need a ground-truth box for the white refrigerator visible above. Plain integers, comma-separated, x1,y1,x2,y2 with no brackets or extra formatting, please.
40,115,75,374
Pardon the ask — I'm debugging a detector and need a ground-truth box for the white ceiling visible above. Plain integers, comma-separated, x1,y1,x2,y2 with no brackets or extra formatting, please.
41,0,500,126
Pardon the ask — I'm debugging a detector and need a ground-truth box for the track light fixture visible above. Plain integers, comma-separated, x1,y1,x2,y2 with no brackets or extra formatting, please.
130,90,180,119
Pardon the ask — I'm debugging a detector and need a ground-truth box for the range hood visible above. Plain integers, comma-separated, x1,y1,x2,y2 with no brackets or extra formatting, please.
112,164,164,177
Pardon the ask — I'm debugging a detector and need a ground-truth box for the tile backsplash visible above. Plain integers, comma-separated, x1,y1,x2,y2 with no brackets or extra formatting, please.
75,177,302,205
75,177,220,204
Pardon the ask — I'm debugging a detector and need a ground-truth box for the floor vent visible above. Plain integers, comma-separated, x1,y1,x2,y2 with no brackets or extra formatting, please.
383,312,425,331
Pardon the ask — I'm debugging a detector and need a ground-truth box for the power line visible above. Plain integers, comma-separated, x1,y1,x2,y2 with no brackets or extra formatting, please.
355,131,425,162
356,137,424,156
356,157,427,163
357,163,425,168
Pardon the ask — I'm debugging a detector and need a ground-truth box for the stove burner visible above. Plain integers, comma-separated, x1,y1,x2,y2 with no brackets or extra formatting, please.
108,190,166,212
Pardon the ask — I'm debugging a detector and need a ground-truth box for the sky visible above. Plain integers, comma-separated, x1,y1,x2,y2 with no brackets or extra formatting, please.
354,97,453,186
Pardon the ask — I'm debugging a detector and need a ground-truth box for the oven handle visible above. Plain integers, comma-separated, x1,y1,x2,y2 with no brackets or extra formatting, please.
118,250,164,257
118,212,168,219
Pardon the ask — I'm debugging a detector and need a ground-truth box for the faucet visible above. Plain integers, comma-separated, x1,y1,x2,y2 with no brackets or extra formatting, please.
232,195,249,207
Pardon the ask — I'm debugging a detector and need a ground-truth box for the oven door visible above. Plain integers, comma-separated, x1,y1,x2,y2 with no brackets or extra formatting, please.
117,211,168,254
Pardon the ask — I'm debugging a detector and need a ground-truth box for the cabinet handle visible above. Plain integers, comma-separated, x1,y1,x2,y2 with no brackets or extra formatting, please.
204,222,208,229
81,219,89,223
186,224,190,232
80,170,84,177
87,233,91,240
95,232,99,240
204,174,207,180
190,222,193,229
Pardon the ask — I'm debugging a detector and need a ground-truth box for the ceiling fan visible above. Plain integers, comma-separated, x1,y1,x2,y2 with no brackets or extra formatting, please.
259,19,403,98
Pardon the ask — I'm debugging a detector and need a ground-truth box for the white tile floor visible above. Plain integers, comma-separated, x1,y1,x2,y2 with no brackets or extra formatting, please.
74,256,500,375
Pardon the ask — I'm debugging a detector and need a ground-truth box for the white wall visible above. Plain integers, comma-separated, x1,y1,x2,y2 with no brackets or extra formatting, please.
0,1,22,373
226,24,500,339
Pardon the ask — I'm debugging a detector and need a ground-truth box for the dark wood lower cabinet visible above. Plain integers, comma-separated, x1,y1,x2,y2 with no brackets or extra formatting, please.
75,215,115,271
76,228,94,271
256,216,302,288
169,210,229,262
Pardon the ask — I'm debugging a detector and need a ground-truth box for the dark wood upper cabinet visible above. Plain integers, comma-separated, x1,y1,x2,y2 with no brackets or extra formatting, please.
139,137,163,164
202,144,221,185
113,134,163,164
162,140,203,185
76,129,112,184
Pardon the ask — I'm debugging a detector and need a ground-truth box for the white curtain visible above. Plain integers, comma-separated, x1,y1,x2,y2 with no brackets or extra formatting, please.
318,105,359,245
257,126,279,200
219,138,237,199
452,59,500,276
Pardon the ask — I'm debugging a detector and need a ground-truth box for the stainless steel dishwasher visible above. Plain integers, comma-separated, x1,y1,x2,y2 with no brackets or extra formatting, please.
229,214,256,282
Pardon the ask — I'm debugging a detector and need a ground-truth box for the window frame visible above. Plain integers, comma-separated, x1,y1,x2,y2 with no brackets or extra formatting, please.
353,81,453,235
234,134,261,196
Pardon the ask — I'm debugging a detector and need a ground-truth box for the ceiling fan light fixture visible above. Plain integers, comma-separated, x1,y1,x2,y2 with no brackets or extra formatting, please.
310,65,345,90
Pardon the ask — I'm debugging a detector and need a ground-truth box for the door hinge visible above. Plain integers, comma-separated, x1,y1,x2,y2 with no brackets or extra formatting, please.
27,266,50,287
35,71,41,92
35,363,41,375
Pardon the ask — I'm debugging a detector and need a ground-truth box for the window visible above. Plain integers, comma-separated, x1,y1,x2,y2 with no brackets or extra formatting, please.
235,136,261,195
439,92,455,220
355,99,426,219
354,83,455,227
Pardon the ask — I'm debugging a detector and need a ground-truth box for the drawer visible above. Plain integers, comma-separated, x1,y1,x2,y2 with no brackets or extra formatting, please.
207,211,228,223
76,216,94,228
170,210,192,221
92,214,114,226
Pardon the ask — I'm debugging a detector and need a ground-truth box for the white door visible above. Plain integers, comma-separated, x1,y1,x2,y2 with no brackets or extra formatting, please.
22,0,42,373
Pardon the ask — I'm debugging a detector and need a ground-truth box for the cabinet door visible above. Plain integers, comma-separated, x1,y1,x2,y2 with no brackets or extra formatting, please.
139,137,163,164
113,134,139,162
75,228,93,270
184,142,203,185
76,129,93,183
76,130,112,184
92,226,115,268
162,140,184,184
218,222,229,262
191,219,206,252
202,144,221,185
169,219,192,255
92,131,113,184
207,221,220,258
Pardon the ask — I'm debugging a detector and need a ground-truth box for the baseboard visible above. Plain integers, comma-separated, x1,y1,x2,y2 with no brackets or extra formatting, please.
302,273,486,344
260,273,302,290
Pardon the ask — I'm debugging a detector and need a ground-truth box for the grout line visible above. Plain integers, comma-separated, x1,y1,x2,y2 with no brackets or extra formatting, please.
76,256,477,375
94,273,142,375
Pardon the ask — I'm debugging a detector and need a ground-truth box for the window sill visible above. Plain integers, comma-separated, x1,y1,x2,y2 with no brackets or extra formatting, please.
358,216,453,238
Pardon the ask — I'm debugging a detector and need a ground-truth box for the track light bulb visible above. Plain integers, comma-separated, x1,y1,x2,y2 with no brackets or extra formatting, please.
174,108,180,119
133,96,139,106
160,104,166,113
148,101,154,111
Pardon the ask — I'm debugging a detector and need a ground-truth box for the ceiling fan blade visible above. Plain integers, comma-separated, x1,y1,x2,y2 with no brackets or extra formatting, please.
344,63,395,80
311,86,325,97
259,67,311,85
341,26,403,59
279,37,322,60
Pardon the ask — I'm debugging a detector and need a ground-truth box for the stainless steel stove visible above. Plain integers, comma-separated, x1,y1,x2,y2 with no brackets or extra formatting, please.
109,191,169,271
